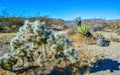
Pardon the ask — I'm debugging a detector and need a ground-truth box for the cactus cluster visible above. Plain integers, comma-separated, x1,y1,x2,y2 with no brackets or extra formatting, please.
51,31,79,63
0,20,79,74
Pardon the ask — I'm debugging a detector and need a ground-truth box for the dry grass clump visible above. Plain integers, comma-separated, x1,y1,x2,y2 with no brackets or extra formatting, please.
0,70,7,75
0,70,28,75
69,33,96,45
77,48,96,75
64,28,96,45
93,31,120,43
0,33,16,46
0,33,16,38
110,35,120,42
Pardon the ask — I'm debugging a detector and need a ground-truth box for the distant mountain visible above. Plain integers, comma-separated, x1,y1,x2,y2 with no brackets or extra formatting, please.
83,18,120,22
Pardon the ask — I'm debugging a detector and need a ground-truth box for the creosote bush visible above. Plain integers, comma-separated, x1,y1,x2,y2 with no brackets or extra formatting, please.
0,20,95,75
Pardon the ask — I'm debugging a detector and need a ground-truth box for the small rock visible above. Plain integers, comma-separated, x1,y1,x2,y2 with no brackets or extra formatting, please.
97,38,110,47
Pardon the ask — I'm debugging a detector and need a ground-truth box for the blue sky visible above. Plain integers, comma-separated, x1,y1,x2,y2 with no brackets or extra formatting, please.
0,0,119,20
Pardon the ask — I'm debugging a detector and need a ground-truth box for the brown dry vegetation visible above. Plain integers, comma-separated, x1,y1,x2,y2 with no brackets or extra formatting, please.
0,17,65,33
64,28,96,45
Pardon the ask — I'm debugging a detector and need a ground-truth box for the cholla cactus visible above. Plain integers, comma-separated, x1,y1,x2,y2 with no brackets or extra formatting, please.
51,31,78,63
0,20,80,74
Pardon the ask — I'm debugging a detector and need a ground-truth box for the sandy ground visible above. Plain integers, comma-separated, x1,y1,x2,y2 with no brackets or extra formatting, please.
77,31,120,75
92,31,120,42
79,42,120,75
0,31,120,75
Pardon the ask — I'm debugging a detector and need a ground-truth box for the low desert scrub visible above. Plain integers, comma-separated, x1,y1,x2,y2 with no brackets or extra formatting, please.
0,20,96,75
90,24,104,31
74,23,96,45
78,49,95,74
64,28,95,45
115,28,120,35
101,21,120,29
64,28,76,36
0,70,7,75
110,35,120,42
0,33,16,38
94,31,120,43
69,33,96,45
0,33,16,46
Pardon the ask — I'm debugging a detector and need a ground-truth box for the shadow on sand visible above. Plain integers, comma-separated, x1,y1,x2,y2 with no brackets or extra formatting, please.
47,59,120,75
90,59,120,73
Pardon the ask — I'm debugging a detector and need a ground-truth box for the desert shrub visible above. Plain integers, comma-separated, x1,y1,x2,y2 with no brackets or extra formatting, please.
75,23,93,38
0,26,3,32
65,28,76,36
0,20,95,75
101,21,120,30
0,33,15,46
70,33,96,45
101,21,109,27
110,36,120,42
75,24,89,36
63,22,74,29
91,24,104,31
109,23,120,30
74,17,82,26
0,17,66,33
96,34,110,47
0,18,24,32
115,28,120,35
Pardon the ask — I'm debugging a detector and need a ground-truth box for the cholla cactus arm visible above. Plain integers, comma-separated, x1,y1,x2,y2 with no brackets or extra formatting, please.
50,31,79,64
0,53,17,71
